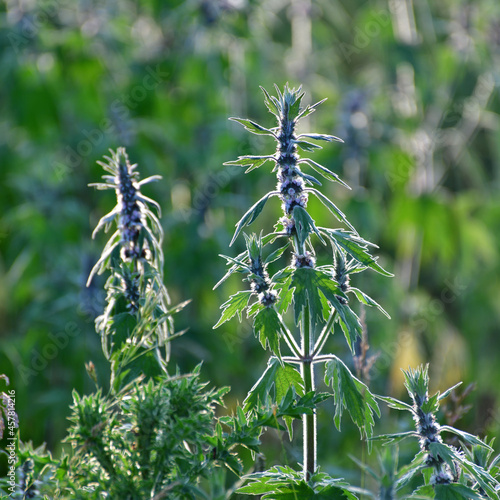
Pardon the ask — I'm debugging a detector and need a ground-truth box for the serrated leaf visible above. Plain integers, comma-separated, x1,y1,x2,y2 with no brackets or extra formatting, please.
294,140,322,152
299,158,351,189
253,307,282,359
429,442,500,499
290,268,326,325
325,357,380,446
214,291,252,328
287,91,304,121
296,98,327,121
292,205,326,248
260,86,280,117
438,382,463,401
243,357,281,412
224,155,275,173
433,484,486,500
440,425,493,449
308,189,355,231
298,133,344,143
376,395,414,412
349,287,390,318
264,242,290,265
231,192,275,246
276,365,304,403
321,228,393,276
229,117,276,136
312,273,361,351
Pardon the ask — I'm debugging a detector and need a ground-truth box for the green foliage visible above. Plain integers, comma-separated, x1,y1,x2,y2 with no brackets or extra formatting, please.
375,365,500,499
325,357,380,444
217,83,391,491
62,369,230,499
237,465,358,499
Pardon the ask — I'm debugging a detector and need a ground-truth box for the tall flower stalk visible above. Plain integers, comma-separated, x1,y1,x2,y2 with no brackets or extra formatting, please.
378,365,500,499
216,84,391,493
87,148,176,390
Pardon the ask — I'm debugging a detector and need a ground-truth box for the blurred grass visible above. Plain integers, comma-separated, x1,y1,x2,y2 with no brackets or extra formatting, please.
0,0,499,479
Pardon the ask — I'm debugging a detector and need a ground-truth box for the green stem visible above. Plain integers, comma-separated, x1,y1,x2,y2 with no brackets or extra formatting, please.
312,309,337,357
301,305,316,480
277,312,302,358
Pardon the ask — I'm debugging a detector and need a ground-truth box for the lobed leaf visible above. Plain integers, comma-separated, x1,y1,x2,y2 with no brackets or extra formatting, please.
320,228,393,276
229,117,276,136
325,357,380,446
253,307,282,360
299,158,351,189
214,290,252,328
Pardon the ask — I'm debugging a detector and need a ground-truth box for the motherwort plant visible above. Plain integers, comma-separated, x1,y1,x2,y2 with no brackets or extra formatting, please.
376,365,500,499
57,149,268,498
215,84,392,496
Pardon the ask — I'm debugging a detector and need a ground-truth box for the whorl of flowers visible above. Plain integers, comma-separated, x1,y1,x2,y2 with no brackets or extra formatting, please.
404,366,455,485
87,148,173,367
86,148,163,307
225,84,348,261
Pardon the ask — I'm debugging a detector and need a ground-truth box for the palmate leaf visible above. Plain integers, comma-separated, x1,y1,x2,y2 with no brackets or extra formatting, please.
253,307,282,360
231,192,276,246
320,228,393,276
325,357,380,447
229,117,277,136
214,290,252,328
433,484,486,500
238,465,358,499
243,357,304,412
290,268,360,350
312,270,362,351
290,268,332,324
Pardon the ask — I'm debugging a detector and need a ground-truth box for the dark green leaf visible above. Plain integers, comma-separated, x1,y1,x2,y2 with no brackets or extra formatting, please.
290,267,326,324
264,242,290,265
325,357,380,446
243,357,281,412
433,484,486,500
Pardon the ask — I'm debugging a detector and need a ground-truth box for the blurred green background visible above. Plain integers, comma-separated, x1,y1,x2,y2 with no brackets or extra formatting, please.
1,0,500,485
